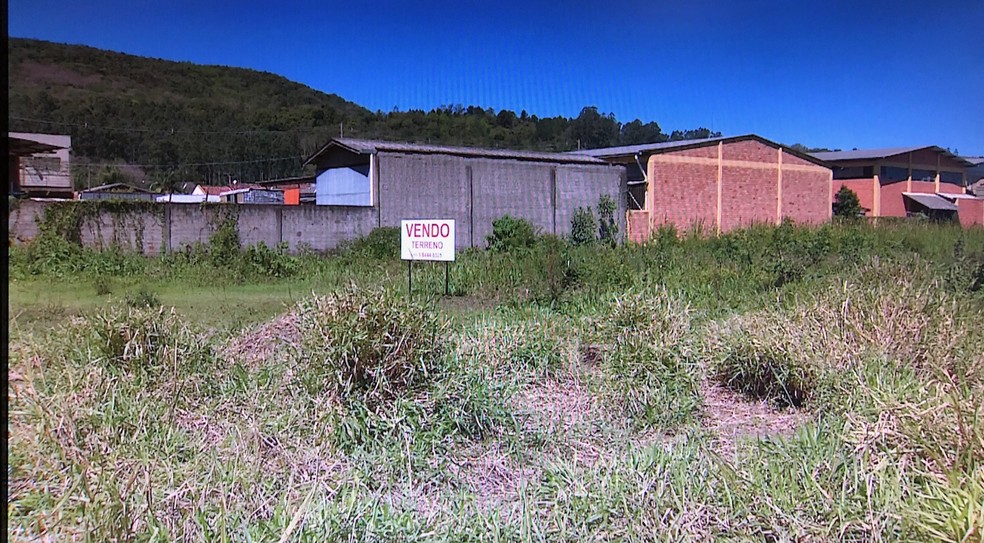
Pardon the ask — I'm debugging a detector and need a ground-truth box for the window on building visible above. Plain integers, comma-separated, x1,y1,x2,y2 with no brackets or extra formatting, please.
316,162,372,206
911,169,935,182
940,171,964,185
832,165,875,179
23,156,61,172
880,166,908,182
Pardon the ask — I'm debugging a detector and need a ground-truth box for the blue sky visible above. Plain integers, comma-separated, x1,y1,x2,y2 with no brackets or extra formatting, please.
9,0,984,154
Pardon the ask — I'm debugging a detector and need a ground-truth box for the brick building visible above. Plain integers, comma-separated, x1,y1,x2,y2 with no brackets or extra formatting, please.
812,147,973,219
575,135,831,242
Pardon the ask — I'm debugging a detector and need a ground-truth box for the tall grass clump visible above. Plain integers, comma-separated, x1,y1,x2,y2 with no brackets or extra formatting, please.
709,312,820,408
295,286,449,406
587,289,703,429
89,303,213,377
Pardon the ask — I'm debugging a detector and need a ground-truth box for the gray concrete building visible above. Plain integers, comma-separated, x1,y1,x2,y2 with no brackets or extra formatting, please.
304,138,628,248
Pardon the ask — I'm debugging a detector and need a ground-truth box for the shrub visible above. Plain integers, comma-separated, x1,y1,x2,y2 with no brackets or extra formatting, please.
833,186,864,219
597,194,619,246
207,214,241,267
243,241,298,278
295,286,449,407
487,215,537,252
346,227,401,259
570,207,597,246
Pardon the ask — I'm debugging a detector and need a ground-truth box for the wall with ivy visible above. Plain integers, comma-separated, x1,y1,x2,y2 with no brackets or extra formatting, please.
8,200,379,255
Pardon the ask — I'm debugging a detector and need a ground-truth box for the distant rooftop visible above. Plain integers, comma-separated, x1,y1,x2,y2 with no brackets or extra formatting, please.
570,136,732,158
812,146,974,167
305,137,608,166
572,134,828,167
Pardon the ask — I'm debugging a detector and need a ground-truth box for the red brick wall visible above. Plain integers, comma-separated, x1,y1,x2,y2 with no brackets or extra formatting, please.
720,165,777,230
834,179,876,215
958,199,984,227
650,160,718,232
879,181,908,217
909,181,936,194
723,140,776,163
782,151,820,168
938,183,964,195
647,140,831,234
673,146,719,159
626,210,651,243
783,167,831,224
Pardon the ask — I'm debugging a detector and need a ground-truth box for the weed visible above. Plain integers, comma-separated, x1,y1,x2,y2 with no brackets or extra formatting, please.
125,286,161,308
709,313,818,408
93,275,113,295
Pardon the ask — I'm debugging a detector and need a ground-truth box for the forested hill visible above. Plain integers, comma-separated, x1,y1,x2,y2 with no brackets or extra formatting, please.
8,38,720,187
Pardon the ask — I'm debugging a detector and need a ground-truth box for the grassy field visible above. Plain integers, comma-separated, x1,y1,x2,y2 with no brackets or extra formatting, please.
7,220,984,542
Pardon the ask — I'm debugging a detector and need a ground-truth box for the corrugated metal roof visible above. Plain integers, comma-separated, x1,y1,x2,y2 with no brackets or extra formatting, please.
812,147,974,167
936,192,980,201
570,136,732,158
81,183,156,193
902,192,958,211
571,134,830,168
8,136,63,156
305,138,609,166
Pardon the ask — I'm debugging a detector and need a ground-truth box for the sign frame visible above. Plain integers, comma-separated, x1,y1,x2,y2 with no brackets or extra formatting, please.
400,219,456,262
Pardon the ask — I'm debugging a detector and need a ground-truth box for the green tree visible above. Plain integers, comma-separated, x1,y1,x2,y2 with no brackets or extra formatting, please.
833,186,864,218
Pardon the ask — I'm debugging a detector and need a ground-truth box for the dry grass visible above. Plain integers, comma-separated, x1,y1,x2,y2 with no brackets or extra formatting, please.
700,382,811,457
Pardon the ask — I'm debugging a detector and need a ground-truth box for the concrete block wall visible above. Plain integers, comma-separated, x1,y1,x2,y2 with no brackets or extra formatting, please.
280,205,377,252
9,201,378,255
7,200,44,244
80,208,166,254
377,152,625,248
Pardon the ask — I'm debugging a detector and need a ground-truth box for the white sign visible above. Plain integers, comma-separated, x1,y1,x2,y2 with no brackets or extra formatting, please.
401,219,456,261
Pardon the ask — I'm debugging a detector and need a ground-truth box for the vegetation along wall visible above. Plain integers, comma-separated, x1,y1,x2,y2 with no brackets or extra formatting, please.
7,200,378,255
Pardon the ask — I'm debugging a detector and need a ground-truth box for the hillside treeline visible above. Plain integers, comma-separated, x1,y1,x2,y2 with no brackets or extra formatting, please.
8,38,720,187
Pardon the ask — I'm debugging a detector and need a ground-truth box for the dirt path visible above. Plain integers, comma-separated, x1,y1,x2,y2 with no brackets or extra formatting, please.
701,382,810,456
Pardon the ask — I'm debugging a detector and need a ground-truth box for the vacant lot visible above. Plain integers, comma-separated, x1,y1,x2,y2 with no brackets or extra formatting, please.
7,221,984,542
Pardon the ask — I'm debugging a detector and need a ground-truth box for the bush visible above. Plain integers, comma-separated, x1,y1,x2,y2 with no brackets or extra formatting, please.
597,194,619,246
346,227,401,259
487,215,537,252
243,241,298,277
295,286,449,407
833,186,864,219
570,207,597,246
